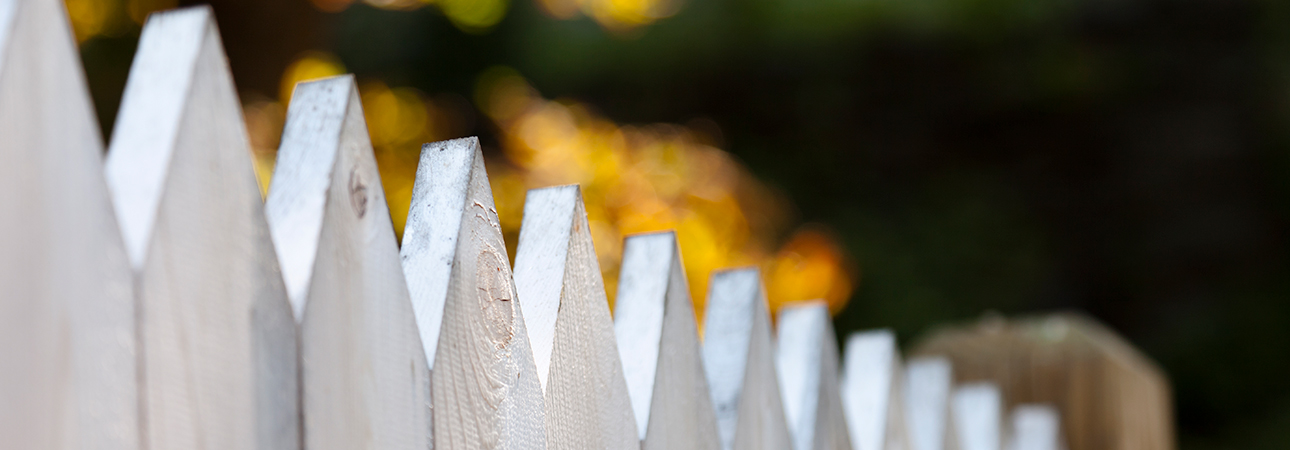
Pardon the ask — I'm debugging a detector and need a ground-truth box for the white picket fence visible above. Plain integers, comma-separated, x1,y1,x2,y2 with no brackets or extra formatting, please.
0,2,1070,450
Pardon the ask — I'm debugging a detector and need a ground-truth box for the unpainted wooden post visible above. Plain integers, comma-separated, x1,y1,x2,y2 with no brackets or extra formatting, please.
1005,405,1064,450
0,0,138,448
701,268,792,450
775,301,852,450
905,357,959,450
400,136,547,450
265,75,431,450
951,383,1001,450
512,184,640,450
614,231,722,450
910,314,1173,450
104,7,300,450
841,330,909,450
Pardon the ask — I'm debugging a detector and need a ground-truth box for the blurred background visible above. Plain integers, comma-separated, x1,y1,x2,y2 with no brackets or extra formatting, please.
66,0,1289,447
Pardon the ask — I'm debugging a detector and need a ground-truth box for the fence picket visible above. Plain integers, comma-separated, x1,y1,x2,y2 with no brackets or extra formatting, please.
776,301,852,450
512,184,641,450
951,383,1002,450
103,7,300,450
701,268,791,450
614,231,722,450
265,75,431,450
905,357,958,450
1006,406,1064,450
841,330,909,450
0,0,138,448
400,136,547,450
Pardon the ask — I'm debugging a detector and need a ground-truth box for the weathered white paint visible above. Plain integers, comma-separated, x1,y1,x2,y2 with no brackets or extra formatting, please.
0,0,138,448
513,184,640,450
104,7,299,450
841,330,908,450
104,7,205,268
265,75,431,450
400,137,548,450
1006,406,1064,450
614,232,722,450
905,357,956,450
951,383,1001,450
400,138,471,370
701,268,792,450
776,301,852,450
514,186,574,392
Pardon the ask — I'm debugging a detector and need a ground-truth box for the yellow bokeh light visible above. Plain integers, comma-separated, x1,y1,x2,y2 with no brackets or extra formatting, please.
279,51,347,105
765,227,856,316
478,67,857,319
439,0,509,32
248,62,858,321
64,0,113,42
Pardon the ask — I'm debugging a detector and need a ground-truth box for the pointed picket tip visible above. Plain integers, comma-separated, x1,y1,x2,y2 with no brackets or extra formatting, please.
776,301,851,450
266,75,431,450
400,136,547,450
701,267,792,450
905,357,957,450
841,329,909,450
513,184,640,450
952,383,1001,450
1005,405,1064,450
104,6,299,450
614,231,722,450
105,6,212,268
0,0,137,448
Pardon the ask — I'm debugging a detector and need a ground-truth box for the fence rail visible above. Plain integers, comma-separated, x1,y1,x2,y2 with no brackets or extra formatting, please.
0,2,1173,450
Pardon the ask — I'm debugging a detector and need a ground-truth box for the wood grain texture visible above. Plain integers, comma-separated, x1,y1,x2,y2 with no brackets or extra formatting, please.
842,330,908,450
400,137,547,450
951,383,1001,450
614,232,722,450
701,268,792,450
0,0,138,448
265,76,431,450
904,357,958,450
104,7,299,450
513,184,640,450
911,314,1172,450
776,301,852,450
1005,406,1064,450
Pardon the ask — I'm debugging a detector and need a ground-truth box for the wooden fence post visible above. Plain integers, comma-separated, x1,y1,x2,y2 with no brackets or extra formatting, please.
905,357,958,450
1006,405,1064,450
841,330,909,450
264,75,431,450
951,383,1002,450
104,6,299,450
613,231,722,450
775,301,851,450
399,136,547,450
701,268,792,450
0,0,138,448
911,314,1172,450
512,184,640,450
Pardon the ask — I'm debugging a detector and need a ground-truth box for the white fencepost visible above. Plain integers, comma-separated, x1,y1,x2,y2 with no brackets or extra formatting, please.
613,231,722,450
265,75,431,450
512,184,641,450
104,6,299,450
0,0,138,448
399,136,548,450
701,268,792,450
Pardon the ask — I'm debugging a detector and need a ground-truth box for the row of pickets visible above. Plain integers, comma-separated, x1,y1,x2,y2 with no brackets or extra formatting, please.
0,2,1064,450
